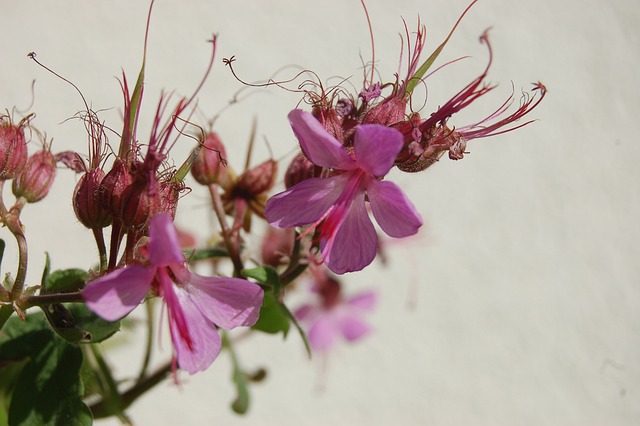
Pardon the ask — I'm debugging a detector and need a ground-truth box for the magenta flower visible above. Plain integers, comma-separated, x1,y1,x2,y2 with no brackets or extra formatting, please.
294,269,376,352
82,213,263,374
264,110,422,274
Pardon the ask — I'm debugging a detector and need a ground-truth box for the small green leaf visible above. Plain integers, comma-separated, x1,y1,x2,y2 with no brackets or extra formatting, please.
242,266,280,290
0,239,6,273
43,269,89,293
42,303,91,344
0,304,13,333
251,291,289,336
40,252,51,288
188,247,229,262
67,304,120,343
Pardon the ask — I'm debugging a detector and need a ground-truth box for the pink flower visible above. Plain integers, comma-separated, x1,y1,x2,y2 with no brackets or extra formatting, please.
82,213,263,374
294,269,376,352
264,110,422,274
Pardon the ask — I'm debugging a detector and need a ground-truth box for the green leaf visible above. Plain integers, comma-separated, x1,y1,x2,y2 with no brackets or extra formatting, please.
0,238,5,273
43,269,89,293
251,291,289,336
42,303,120,345
242,266,280,290
187,246,229,262
0,304,13,333
67,305,120,343
40,252,51,287
0,314,92,425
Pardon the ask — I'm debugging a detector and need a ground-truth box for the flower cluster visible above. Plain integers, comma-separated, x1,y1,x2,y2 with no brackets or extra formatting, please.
0,1,545,422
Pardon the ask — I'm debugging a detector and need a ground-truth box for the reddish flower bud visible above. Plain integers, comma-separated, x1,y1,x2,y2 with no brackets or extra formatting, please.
284,152,321,189
156,180,183,220
0,116,28,181
260,227,294,268
73,168,112,229
362,96,407,127
12,148,56,203
98,159,133,216
119,179,161,228
190,132,227,185
235,159,277,198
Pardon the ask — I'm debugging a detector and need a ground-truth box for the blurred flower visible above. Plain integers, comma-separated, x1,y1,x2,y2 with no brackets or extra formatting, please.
295,268,376,352
265,110,422,274
82,213,263,374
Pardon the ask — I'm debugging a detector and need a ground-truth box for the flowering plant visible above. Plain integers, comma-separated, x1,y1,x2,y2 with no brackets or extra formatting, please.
0,1,545,424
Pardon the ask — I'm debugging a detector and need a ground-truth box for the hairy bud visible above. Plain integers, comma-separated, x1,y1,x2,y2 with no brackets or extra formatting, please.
0,116,28,181
12,148,57,203
284,152,321,189
73,168,112,229
190,132,227,185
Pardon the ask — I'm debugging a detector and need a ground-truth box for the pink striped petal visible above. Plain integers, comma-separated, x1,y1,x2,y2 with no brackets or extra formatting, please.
288,110,356,170
187,275,263,330
149,213,185,266
82,265,154,321
322,192,378,274
367,179,422,238
169,286,222,374
265,174,348,228
353,125,403,177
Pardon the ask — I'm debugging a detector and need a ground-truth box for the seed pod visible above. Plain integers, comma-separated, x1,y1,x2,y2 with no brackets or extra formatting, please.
119,178,161,228
235,159,277,198
12,148,56,203
98,159,133,216
0,116,28,181
73,168,112,229
190,132,227,185
284,152,321,189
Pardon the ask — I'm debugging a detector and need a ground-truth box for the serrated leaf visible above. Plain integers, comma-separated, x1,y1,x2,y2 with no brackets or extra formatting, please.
251,291,289,336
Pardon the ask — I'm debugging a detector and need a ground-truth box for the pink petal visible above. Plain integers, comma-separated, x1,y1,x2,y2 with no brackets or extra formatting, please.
367,179,423,238
169,286,222,374
307,315,337,352
322,192,378,274
265,174,348,228
294,304,315,321
346,290,377,311
288,110,356,170
187,274,264,330
337,312,371,342
149,213,185,267
353,125,403,177
82,265,154,321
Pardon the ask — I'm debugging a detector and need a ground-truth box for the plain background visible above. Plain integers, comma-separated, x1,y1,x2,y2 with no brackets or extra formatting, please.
1,0,638,425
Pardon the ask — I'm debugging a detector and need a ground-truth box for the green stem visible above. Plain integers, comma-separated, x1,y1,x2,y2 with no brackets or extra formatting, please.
6,197,28,301
208,184,244,277
18,291,84,308
88,344,124,418
136,299,155,382
279,230,308,286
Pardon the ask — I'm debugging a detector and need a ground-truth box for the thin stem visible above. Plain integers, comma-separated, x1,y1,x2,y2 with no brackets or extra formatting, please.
279,230,308,286
7,197,28,301
92,227,108,273
136,299,155,382
207,184,244,276
18,291,84,308
88,344,124,419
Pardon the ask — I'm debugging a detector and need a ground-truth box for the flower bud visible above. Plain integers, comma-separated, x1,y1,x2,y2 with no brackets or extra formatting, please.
362,96,407,127
260,227,294,267
73,168,112,229
284,152,321,189
0,116,28,181
190,132,227,185
98,159,133,216
235,159,277,198
12,148,56,203
119,179,161,228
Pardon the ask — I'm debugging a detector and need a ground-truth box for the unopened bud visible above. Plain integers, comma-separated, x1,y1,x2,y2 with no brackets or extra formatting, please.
12,148,56,203
235,159,277,198
119,179,161,228
0,116,28,181
98,159,133,216
190,132,227,185
73,168,112,229
284,152,321,189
